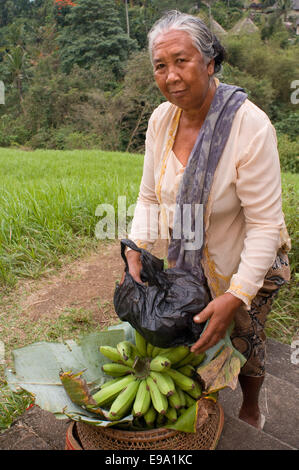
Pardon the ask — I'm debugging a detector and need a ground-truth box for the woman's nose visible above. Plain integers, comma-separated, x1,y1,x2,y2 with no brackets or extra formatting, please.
166,67,180,85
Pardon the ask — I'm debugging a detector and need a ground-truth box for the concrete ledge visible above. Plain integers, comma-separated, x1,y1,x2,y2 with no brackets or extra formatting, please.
0,406,69,451
217,415,296,450
265,338,299,388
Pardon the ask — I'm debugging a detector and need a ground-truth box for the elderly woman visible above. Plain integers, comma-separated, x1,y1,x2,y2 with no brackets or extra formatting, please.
124,11,291,429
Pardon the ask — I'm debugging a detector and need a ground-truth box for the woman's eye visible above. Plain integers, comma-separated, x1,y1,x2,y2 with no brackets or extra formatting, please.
155,63,165,71
177,58,185,63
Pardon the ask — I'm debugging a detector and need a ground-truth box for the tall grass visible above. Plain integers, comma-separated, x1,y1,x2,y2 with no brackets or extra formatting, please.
0,148,143,288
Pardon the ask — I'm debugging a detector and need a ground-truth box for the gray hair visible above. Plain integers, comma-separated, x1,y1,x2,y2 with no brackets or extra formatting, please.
148,10,225,73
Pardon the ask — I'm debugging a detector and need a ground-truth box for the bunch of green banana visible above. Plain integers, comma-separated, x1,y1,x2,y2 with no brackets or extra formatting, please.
92,329,206,428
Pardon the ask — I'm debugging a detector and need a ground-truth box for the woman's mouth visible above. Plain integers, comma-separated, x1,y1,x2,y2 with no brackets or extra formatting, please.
170,89,187,97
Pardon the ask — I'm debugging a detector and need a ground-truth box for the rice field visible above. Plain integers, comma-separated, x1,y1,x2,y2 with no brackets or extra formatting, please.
0,148,144,288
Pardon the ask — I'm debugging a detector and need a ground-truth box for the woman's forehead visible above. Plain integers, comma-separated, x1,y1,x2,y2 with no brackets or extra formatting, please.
152,29,199,60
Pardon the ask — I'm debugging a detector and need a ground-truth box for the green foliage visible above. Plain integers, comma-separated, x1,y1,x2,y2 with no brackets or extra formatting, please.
280,173,299,276
0,0,298,153
211,0,244,30
56,0,137,77
222,33,299,120
221,63,276,115
277,134,299,174
275,113,299,141
0,385,33,430
115,49,164,152
0,0,33,28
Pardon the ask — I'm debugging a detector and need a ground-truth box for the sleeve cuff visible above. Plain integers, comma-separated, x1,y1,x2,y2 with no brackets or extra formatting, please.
226,274,258,309
126,239,154,253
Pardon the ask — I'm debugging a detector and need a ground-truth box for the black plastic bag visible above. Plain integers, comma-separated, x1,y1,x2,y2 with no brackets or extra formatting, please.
113,239,211,348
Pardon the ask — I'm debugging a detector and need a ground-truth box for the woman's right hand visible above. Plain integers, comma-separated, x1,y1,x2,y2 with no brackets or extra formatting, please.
120,250,143,284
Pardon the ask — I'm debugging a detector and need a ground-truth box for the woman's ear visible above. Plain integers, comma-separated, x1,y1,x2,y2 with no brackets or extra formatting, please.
207,59,215,76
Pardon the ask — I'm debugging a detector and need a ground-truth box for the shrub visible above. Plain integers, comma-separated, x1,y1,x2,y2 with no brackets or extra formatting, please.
277,134,299,174
275,113,299,141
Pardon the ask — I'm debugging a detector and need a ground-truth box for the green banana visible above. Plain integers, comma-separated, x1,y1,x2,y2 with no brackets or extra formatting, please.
160,345,190,365
99,345,123,363
109,379,140,420
166,368,198,392
190,352,206,366
184,392,196,407
146,342,155,357
100,377,123,389
168,387,182,410
156,413,166,427
177,364,195,378
134,330,147,357
165,406,177,423
146,376,168,415
178,407,187,416
174,351,195,368
117,341,135,367
92,375,135,406
149,371,175,397
151,346,163,358
132,379,151,417
186,382,202,400
176,386,186,407
144,405,156,427
149,355,171,372
102,363,133,377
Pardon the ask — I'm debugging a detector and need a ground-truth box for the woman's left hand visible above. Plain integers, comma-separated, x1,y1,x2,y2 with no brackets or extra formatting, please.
190,293,243,354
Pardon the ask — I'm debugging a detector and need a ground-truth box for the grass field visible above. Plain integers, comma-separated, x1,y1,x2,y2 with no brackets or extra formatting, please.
0,147,298,431
0,148,144,288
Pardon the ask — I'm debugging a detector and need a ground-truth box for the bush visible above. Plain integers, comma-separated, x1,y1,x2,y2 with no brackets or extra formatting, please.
0,114,32,146
277,134,299,174
275,113,299,141
220,63,276,115
64,132,102,150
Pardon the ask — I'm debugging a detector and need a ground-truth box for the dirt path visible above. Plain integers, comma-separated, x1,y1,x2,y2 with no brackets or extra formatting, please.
7,239,165,325
19,241,123,323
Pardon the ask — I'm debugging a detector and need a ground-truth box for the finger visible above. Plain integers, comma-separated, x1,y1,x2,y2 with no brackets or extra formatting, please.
190,315,219,353
193,303,214,323
190,327,213,353
119,271,126,285
190,333,219,354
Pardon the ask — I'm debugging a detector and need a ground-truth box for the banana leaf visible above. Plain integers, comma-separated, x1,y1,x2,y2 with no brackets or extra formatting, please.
5,321,246,431
5,324,135,427
194,321,247,395
164,398,217,433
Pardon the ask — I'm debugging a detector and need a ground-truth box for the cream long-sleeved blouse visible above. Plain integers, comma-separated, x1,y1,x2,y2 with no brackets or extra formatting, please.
128,95,291,308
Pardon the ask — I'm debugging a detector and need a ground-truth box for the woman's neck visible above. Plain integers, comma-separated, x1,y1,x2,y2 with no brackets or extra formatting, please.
181,78,217,129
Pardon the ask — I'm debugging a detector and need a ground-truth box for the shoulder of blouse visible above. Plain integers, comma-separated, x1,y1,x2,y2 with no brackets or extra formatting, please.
235,98,275,134
148,101,179,135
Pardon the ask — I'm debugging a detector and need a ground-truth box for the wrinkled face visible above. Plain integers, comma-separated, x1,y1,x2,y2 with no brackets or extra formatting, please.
152,30,214,112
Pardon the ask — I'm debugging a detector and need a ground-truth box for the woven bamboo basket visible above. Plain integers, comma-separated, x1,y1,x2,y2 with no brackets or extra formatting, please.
65,400,224,450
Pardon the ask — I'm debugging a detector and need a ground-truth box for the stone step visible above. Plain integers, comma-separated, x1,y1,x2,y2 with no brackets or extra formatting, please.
265,338,299,387
218,372,299,449
216,414,296,450
0,406,69,450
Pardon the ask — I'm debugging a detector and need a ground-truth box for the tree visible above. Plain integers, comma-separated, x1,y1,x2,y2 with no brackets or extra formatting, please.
261,0,292,40
56,0,137,76
0,0,33,27
4,45,28,109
